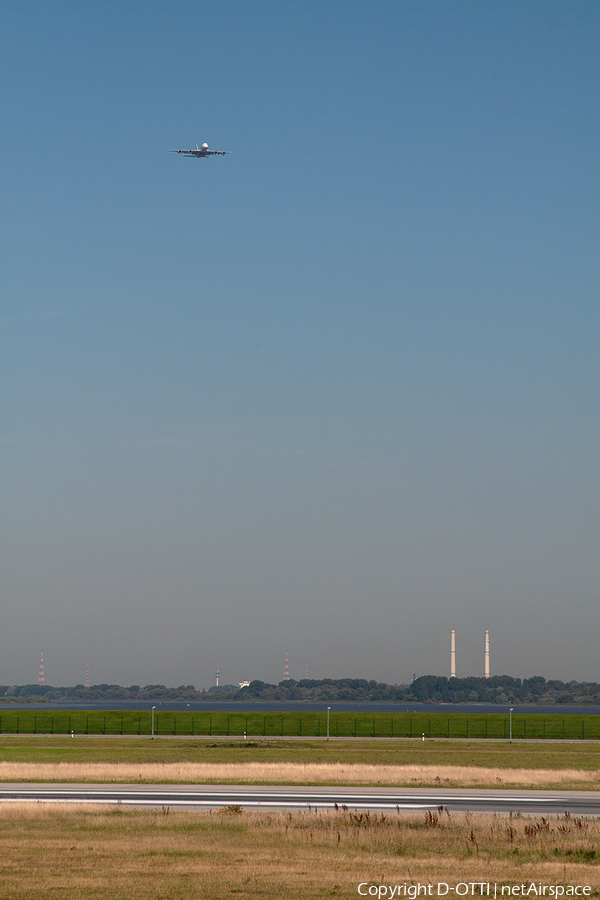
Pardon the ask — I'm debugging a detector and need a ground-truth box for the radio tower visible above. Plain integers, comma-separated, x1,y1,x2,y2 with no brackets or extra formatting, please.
85,663,90,688
37,652,45,686
283,651,289,681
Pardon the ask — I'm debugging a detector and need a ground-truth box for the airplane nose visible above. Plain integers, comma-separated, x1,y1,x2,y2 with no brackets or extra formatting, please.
201,143,209,149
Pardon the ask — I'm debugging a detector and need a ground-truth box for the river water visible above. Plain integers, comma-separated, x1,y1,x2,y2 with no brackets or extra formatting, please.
0,700,598,715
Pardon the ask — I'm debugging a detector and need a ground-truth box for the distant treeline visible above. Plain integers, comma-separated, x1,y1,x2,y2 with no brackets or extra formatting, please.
208,675,600,705
1,675,600,705
0,684,199,702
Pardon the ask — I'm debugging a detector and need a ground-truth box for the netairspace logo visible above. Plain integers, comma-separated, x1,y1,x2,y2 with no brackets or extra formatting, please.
357,885,592,899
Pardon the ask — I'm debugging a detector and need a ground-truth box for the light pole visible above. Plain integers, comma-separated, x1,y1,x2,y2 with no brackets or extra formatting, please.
152,706,156,740
509,707,513,744
327,707,331,741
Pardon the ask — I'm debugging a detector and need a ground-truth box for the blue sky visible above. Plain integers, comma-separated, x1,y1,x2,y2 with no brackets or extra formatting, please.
0,0,598,688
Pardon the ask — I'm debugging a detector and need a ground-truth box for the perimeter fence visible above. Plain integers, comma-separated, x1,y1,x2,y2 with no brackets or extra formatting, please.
0,710,598,739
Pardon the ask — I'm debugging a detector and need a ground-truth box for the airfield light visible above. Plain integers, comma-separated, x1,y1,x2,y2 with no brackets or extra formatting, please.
327,707,331,741
152,706,156,740
509,707,513,743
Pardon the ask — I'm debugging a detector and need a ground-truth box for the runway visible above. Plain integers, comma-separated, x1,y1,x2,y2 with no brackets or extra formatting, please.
1,784,599,815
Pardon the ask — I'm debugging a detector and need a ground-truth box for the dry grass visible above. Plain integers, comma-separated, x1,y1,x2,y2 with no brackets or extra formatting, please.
0,760,599,788
0,803,598,899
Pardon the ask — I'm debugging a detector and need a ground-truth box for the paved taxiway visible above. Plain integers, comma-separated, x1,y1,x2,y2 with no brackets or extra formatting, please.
1,784,599,815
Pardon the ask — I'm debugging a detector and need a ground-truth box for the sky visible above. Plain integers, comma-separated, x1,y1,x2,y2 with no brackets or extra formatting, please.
0,0,598,689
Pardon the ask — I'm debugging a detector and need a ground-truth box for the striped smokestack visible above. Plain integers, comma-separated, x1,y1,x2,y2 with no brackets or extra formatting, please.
450,630,456,679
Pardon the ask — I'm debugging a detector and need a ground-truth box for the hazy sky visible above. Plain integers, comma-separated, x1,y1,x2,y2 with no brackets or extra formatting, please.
1,1,598,689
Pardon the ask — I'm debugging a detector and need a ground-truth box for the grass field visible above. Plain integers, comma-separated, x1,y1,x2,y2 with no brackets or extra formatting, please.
1,733,599,897
1,760,600,789
1,737,600,788
1,709,599,740
2,736,600,769
0,804,598,899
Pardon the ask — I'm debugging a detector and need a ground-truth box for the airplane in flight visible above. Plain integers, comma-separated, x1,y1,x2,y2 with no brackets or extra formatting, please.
166,142,231,158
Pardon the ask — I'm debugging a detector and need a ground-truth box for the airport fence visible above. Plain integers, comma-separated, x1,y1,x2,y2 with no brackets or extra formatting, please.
0,710,598,739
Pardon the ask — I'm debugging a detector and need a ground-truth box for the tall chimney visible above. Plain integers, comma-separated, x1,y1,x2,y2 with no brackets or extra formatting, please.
450,630,456,679
484,630,490,678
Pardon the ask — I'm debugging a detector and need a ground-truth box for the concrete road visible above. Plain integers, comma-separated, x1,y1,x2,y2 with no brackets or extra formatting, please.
0,784,599,815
